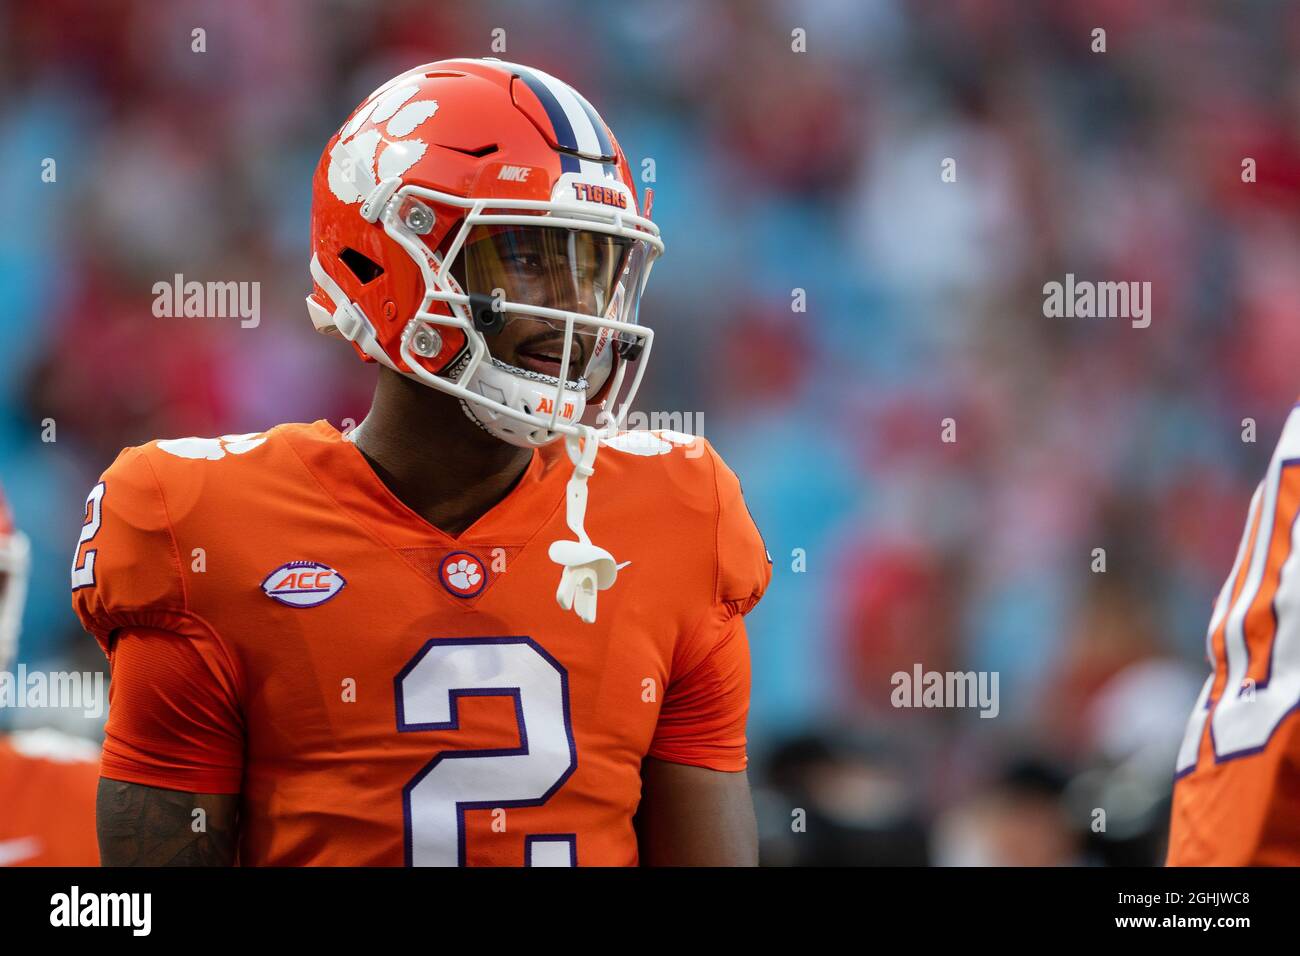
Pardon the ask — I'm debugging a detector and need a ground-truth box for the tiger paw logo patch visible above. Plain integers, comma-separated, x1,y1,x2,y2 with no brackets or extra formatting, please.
262,561,347,608
439,551,486,598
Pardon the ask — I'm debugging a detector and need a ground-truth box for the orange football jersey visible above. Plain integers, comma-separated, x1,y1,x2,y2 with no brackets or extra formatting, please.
72,421,770,866
0,730,100,866
1168,405,1300,865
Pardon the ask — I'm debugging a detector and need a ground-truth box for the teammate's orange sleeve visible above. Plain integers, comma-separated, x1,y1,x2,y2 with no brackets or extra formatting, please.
647,441,771,772
72,447,245,793
100,625,244,793
0,732,101,866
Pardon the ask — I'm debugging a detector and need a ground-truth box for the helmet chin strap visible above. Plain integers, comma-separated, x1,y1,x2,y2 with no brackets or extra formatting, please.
548,427,622,624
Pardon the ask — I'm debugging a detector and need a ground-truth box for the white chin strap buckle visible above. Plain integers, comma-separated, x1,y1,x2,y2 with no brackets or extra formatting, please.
549,540,618,624
548,429,620,624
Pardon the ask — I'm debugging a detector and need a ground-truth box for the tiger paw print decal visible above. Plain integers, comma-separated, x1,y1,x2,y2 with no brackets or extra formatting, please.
438,551,487,598
328,80,441,204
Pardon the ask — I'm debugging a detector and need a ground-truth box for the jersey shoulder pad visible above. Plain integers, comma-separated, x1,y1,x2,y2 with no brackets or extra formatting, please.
127,422,321,514
600,430,771,613
71,443,188,649
704,439,772,614
70,424,309,648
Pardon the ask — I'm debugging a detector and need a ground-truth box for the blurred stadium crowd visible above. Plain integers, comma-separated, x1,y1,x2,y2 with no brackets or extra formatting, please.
5,0,1300,865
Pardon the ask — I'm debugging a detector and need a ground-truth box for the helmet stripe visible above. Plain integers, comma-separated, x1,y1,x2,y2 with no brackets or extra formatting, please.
572,90,615,159
507,68,581,173
493,60,613,164
533,70,608,160
578,157,619,184
512,68,577,150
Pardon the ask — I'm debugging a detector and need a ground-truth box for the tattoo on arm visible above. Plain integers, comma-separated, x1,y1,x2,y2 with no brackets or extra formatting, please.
97,779,240,866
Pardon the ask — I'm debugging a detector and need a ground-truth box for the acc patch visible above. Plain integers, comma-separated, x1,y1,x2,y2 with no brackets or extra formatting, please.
438,551,486,598
262,561,347,608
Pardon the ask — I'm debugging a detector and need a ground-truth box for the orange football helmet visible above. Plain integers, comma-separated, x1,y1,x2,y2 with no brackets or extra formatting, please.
306,57,662,447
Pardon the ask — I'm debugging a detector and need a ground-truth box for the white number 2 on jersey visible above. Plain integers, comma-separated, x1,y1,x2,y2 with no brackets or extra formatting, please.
1177,412,1300,774
395,637,577,866
70,482,105,591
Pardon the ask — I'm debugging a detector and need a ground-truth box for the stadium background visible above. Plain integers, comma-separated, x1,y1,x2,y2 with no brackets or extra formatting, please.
3,0,1296,865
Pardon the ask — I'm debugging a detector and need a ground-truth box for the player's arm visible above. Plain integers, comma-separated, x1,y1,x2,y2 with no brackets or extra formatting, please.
639,608,763,866
97,781,239,866
91,624,246,866
634,758,758,866
636,439,771,866
72,453,247,866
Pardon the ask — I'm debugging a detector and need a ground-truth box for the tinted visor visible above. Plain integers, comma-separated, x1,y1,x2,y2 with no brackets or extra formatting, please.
465,224,632,317
455,224,651,396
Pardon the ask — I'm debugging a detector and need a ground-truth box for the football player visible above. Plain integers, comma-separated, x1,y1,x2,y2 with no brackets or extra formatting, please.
1168,406,1300,864
76,59,771,866
0,481,100,867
